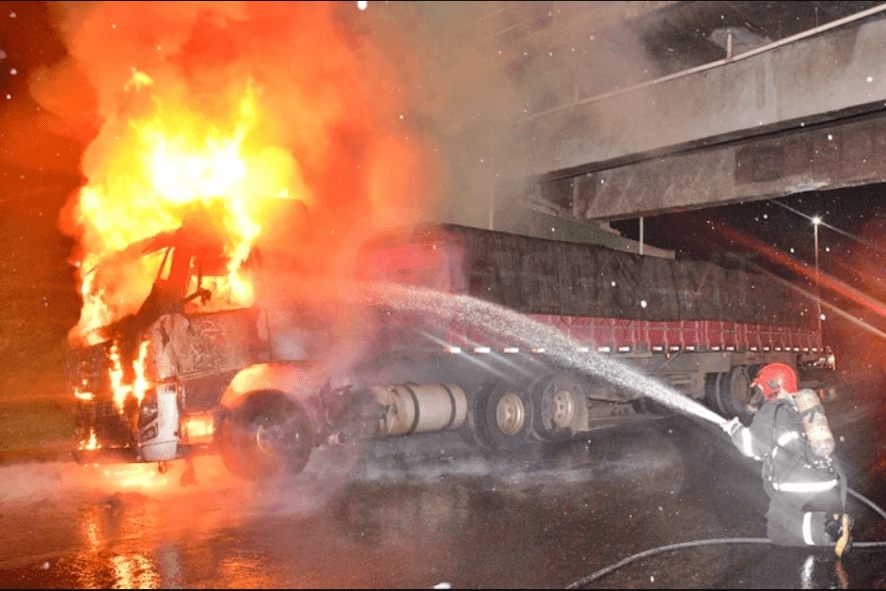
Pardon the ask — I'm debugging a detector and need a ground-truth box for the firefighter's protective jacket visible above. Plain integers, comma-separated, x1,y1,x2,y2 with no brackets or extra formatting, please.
730,397,839,499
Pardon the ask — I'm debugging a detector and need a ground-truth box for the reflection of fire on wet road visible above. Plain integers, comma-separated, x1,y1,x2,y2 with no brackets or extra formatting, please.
0,457,238,504
3,404,885,588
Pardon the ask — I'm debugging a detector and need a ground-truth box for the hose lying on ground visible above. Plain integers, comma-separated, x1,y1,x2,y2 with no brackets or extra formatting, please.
850,487,886,522
564,538,771,589
566,487,886,589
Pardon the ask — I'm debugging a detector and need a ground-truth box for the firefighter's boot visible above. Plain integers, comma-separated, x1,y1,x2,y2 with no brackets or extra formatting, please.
827,513,853,557
835,513,853,557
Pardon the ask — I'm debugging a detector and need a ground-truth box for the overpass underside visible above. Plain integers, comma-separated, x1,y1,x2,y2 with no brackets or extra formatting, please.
501,4,886,224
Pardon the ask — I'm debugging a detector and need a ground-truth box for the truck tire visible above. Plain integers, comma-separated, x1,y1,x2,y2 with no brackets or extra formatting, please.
704,372,722,411
217,391,313,480
531,373,587,441
715,366,754,419
474,380,534,451
459,389,492,450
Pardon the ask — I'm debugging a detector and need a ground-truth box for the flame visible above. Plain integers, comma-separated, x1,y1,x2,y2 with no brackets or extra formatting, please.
80,428,100,451
72,72,296,341
108,338,152,411
74,389,94,401
52,2,437,369
108,341,128,411
77,259,114,338
183,415,215,444
124,69,154,92
132,339,151,406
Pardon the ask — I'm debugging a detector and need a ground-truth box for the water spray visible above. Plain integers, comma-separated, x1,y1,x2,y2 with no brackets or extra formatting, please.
350,285,886,586
361,282,729,429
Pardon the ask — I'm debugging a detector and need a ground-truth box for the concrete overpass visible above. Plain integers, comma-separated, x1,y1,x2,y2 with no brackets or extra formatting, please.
432,2,886,245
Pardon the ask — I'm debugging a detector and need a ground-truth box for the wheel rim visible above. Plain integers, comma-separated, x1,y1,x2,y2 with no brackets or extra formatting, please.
253,411,307,462
549,388,577,430
496,392,526,435
255,421,283,455
220,396,314,480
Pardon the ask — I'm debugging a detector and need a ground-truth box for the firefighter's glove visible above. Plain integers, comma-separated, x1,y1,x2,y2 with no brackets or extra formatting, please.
721,416,742,437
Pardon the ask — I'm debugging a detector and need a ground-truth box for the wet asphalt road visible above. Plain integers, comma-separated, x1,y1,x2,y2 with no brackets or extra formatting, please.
1,377,886,589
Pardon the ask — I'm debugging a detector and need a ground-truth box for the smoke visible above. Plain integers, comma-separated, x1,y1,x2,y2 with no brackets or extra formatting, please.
28,0,667,369
30,2,664,314
350,3,661,234
24,1,455,343
32,5,419,273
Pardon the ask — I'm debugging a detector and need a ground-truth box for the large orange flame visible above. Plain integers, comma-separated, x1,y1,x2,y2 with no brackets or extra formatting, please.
48,2,435,356
71,71,300,342
107,338,151,412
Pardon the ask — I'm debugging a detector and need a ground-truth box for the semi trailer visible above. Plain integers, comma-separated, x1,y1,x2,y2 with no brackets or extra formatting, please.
68,222,826,478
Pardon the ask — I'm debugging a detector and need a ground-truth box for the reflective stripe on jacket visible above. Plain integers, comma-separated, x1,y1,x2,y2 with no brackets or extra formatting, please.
730,398,836,495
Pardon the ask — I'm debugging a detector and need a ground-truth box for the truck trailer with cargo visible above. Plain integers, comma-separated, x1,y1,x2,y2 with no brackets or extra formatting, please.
68,222,824,478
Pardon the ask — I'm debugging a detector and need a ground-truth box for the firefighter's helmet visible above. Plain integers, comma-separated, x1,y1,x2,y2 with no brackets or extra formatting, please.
751,363,798,400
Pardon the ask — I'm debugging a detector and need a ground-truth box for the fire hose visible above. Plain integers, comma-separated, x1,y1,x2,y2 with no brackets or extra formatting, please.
565,487,886,589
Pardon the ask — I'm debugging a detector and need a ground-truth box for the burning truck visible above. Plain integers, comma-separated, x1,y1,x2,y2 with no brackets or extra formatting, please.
67,218,828,479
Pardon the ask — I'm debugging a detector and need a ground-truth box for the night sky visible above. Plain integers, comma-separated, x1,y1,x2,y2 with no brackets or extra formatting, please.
615,185,886,276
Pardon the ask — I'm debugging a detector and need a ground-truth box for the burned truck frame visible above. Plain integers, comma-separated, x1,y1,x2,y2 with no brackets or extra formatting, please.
68,223,825,478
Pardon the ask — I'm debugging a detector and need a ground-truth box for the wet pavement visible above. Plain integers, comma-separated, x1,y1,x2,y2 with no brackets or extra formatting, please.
1,376,885,589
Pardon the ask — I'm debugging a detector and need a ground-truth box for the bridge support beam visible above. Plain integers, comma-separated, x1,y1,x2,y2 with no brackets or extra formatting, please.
536,110,886,221
509,10,886,220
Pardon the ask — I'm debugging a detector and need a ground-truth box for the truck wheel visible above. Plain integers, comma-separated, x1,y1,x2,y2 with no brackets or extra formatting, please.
218,392,313,480
704,372,722,411
715,366,753,419
531,373,587,441
459,395,492,450
474,381,534,451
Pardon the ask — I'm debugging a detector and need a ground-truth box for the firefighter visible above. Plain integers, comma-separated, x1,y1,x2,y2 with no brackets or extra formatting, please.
721,363,852,556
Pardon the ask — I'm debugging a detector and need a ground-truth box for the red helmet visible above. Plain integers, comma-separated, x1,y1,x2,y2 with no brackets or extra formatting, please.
751,363,798,400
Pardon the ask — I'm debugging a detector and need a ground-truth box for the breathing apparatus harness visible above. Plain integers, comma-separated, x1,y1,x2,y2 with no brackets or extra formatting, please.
763,395,847,511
